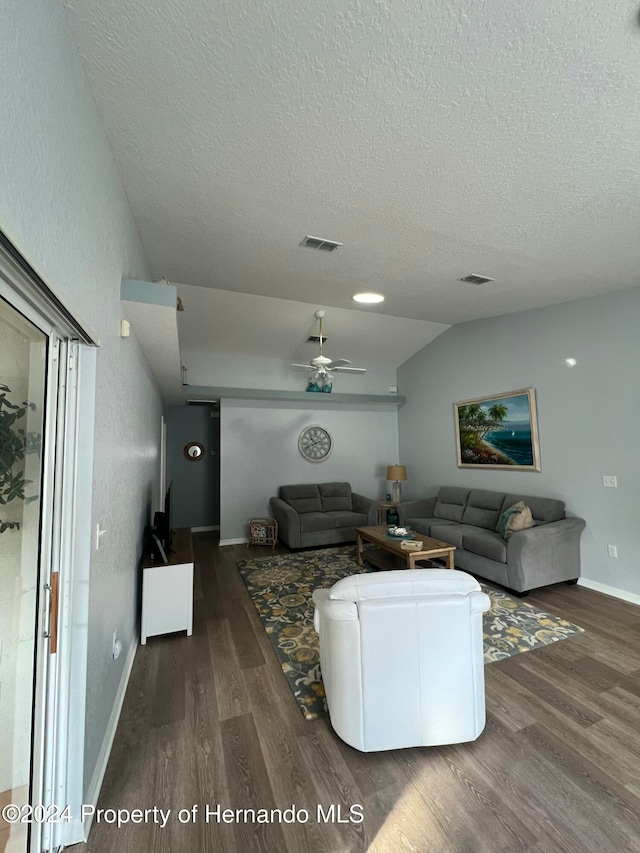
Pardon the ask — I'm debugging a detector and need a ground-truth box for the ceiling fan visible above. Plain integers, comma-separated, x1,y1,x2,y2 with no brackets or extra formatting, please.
291,310,366,383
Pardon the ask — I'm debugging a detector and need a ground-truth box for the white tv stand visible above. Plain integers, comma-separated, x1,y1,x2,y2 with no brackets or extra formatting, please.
141,527,194,644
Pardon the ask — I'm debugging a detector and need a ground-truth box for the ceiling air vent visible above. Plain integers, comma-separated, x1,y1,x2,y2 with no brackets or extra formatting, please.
307,335,327,344
459,274,495,285
300,235,343,252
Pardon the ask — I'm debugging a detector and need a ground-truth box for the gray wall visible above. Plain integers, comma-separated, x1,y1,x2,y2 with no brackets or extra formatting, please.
1,1,162,799
164,406,220,528
220,400,399,542
183,349,399,395
398,287,640,598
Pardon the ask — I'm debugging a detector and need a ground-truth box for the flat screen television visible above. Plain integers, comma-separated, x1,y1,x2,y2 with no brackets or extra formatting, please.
153,482,174,553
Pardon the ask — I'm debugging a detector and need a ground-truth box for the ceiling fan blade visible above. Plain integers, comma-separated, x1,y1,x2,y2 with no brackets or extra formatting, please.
290,362,313,369
332,366,366,374
330,358,352,367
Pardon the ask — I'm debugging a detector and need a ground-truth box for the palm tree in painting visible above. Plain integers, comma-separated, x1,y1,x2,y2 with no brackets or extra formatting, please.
488,403,508,423
458,401,509,450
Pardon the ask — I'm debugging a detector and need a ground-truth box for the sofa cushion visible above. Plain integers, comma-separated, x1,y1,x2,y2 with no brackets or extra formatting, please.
429,523,478,549
501,493,565,524
324,510,367,529
433,487,469,522
462,489,505,531
280,484,322,514
299,512,333,533
497,501,535,540
319,482,353,512
463,528,507,563
406,517,456,537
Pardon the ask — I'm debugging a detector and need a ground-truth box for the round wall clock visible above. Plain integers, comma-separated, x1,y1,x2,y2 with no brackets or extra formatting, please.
298,425,333,463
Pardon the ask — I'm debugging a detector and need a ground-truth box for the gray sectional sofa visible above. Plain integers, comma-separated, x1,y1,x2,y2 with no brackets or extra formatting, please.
398,486,585,595
270,482,377,549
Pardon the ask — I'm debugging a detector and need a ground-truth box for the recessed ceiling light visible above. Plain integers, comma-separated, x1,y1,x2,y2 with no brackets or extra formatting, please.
353,292,385,304
565,358,577,367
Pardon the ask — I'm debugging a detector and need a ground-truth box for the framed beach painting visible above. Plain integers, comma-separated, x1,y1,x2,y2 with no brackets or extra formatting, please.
454,388,541,471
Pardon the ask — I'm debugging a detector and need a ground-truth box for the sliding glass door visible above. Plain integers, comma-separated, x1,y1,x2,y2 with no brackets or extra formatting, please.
0,296,48,853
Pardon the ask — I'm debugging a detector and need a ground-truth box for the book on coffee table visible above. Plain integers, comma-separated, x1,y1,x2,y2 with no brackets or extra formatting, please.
400,539,423,551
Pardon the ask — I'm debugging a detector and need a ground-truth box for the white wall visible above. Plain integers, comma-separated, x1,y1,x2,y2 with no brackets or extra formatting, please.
1,0,162,800
183,349,399,395
220,400,399,542
398,287,640,598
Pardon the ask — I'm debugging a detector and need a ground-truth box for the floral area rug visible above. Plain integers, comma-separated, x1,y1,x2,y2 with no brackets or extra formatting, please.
236,546,584,720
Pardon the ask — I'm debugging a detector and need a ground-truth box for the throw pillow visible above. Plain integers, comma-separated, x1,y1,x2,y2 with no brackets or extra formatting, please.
496,501,535,540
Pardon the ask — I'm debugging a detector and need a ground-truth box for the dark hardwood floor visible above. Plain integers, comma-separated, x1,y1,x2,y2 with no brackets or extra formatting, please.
82,533,640,852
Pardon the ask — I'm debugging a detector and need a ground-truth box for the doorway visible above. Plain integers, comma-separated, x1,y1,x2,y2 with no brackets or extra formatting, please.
0,232,98,852
0,297,47,853
164,403,220,530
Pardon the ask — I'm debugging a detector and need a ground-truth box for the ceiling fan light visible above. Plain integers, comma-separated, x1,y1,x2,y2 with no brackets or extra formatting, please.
353,292,385,304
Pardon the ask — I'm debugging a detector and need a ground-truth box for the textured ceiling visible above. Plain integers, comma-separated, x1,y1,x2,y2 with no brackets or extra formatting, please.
63,0,640,345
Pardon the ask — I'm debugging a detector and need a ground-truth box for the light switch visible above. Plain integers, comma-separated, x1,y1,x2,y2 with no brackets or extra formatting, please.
602,476,617,488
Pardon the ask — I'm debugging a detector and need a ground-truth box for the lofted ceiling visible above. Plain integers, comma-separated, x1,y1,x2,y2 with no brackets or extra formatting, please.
176,285,449,367
63,0,640,365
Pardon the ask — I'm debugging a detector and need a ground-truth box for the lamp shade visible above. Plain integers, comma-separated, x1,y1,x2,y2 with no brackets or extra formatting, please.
386,465,407,482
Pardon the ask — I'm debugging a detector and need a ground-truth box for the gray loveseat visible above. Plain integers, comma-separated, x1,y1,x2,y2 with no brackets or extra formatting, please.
270,482,377,550
398,486,585,595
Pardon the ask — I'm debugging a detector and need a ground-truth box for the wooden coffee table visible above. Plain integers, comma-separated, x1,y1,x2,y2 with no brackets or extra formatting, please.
356,525,456,571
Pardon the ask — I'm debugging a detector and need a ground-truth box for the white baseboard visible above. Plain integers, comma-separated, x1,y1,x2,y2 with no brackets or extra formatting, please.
83,637,137,840
219,537,247,546
191,525,219,532
578,578,640,606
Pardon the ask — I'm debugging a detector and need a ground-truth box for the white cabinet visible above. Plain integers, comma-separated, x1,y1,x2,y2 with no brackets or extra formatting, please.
141,527,193,644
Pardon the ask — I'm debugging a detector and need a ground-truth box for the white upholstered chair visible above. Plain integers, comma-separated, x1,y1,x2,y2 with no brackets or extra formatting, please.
312,569,491,752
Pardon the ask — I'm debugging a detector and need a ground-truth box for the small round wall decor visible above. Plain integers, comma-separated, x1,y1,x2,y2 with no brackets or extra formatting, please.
184,441,205,461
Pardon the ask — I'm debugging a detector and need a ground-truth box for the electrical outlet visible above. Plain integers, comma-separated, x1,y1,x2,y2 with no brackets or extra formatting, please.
603,476,617,488
607,544,618,558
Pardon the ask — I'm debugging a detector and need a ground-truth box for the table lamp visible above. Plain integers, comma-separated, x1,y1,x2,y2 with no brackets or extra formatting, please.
386,465,407,503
